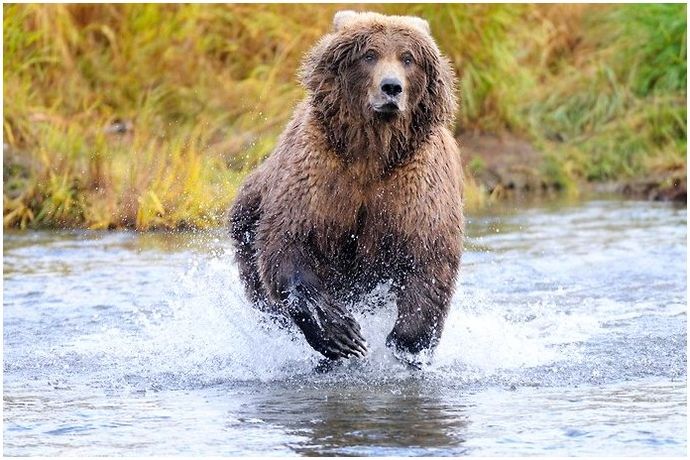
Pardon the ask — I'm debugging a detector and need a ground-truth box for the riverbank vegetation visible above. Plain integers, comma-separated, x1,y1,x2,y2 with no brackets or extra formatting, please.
4,4,686,229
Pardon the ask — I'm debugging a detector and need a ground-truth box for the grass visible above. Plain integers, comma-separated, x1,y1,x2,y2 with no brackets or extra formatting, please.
525,4,687,183
3,4,687,230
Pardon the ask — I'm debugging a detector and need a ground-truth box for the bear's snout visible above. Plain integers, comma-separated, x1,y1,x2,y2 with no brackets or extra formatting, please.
369,60,407,115
375,76,404,114
381,77,403,97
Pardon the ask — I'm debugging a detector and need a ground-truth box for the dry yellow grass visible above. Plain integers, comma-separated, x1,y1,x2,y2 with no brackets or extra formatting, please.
3,4,686,229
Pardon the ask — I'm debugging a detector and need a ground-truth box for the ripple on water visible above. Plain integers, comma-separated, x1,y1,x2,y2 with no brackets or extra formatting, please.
3,200,687,455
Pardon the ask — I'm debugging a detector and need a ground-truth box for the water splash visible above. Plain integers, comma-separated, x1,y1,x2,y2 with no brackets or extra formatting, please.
3,200,685,456
58,240,602,391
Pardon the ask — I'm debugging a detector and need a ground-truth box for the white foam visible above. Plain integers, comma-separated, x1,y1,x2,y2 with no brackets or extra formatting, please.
66,245,600,388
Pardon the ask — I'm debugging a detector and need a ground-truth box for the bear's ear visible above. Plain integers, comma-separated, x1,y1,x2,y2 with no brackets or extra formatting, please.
333,10,359,32
404,16,430,35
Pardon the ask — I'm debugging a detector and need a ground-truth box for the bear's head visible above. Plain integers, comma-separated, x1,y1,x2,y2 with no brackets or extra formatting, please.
301,11,457,167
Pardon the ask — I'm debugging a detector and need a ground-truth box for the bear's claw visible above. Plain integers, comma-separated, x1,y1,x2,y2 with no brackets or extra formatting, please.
288,298,367,360
317,316,367,360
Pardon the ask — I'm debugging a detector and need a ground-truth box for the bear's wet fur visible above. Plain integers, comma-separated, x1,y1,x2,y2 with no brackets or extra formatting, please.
228,11,464,363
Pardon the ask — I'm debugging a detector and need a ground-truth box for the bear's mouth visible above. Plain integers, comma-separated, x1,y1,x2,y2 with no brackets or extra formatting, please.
373,102,401,117
373,100,402,122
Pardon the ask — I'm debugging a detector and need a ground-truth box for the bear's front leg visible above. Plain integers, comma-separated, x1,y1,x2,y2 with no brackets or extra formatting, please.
386,258,458,364
262,245,367,360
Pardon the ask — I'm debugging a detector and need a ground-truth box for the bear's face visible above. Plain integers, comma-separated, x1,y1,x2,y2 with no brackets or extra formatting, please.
301,11,457,161
354,32,425,119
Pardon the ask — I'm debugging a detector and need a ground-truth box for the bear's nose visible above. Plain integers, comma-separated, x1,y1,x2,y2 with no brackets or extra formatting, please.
381,78,403,97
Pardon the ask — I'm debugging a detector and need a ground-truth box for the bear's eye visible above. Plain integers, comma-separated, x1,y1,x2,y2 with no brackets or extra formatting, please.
401,53,414,66
363,51,378,63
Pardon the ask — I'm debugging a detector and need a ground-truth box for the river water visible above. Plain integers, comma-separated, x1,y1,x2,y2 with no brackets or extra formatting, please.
3,199,687,456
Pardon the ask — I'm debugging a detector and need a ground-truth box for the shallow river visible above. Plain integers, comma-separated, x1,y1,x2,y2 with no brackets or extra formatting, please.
3,199,687,456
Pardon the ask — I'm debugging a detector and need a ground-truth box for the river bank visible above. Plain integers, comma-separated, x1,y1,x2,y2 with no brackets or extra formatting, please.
4,4,686,230
460,132,687,204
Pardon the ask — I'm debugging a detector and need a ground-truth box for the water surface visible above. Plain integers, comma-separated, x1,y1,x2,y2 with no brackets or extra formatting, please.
3,200,687,455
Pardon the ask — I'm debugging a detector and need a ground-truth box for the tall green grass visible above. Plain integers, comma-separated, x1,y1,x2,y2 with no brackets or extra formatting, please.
3,4,686,229
525,3,686,182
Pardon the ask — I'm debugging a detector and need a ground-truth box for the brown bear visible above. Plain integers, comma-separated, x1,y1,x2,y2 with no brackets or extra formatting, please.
228,10,464,364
